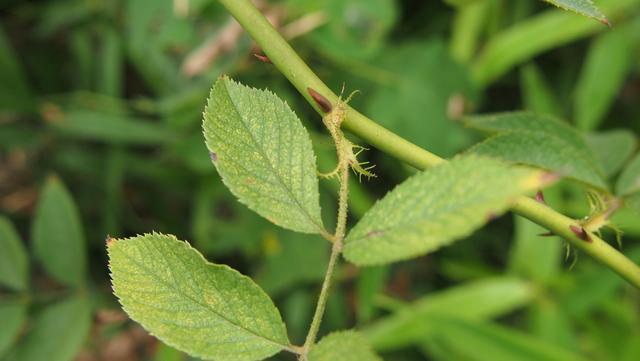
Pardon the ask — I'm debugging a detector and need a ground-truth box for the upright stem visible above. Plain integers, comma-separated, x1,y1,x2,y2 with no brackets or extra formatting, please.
217,0,640,289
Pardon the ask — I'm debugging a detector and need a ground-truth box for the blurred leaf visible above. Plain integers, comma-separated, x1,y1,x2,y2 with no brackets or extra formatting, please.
49,110,172,145
0,300,26,358
32,176,86,287
421,316,587,361
472,0,639,85
364,277,534,351
309,330,381,361
108,233,289,360
203,77,324,234
0,26,34,112
543,0,608,24
97,26,123,97
14,297,91,361
450,0,490,64
343,155,543,265
528,302,577,350
465,112,608,189
282,289,314,342
0,217,29,291
366,40,477,157
520,63,562,116
586,130,637,177
256,230,329,296
616,153,640,195
574,27,632,130
356,266,388,323
623,192,640,215
311,0,398,61
154,343,186,361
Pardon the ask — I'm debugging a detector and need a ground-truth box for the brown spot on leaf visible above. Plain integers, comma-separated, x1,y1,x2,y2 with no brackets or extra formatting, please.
209,151,217,162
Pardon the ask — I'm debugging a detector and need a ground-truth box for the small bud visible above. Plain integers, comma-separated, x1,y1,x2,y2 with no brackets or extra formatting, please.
253,53,272,64
569,225,592,243
307,87,332,113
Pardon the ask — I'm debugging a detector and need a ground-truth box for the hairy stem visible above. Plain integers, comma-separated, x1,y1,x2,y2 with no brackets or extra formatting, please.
217,0,640,289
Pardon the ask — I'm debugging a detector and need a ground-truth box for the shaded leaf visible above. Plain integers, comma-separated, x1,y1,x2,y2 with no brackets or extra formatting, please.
470,132,607,189
203,76,324,234
0,217,29,291
464,112,607,189
586,130,637,177
108,233,290,361
543,0,608,24
309,330,381,361
519,63,562,116
623,192,640,215
14,297,91,361
32,176,86,287
0,300,27,358
364,277,534,351
574,28,632,130
343,155,543,265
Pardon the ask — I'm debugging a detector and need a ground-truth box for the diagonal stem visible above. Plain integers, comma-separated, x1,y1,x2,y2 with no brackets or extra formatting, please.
217,0,640,289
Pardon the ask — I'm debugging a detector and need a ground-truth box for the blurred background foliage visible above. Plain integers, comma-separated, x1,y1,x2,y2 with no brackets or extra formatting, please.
1,0,640,360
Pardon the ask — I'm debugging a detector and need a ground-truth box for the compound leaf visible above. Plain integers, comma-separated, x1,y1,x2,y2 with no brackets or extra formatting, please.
14,297,91,361
32,176,86,287
343,155,544,265
309,330,381,361
0,217,28,291
203,76,324,234
543,0,609,24
108,232,290,361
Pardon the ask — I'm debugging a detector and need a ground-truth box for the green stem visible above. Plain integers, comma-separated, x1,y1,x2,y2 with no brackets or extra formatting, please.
217,0,640,289
301,235,343,359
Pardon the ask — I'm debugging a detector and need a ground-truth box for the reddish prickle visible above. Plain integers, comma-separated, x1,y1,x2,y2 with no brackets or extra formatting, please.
307,87,332,113
253,53,272,64
569,225,592,243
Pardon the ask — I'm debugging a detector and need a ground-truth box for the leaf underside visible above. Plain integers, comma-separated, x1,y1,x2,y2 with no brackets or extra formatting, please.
309,330,382,361
108,233,289,361
543,0,609,24
343,155,543,265
202,76,324,234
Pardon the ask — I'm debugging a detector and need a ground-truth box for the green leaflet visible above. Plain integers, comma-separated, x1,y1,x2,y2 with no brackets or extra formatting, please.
623,193,640,215
32,176,86,287
0,217,29,291
364,277,534,351
464,112,608,190
343,155,543,265
13,297,91,361
574,28,632,131
108,233,290,361
543,0,608,24
0,300,26,358
203,76,324,234
309,330,382,361
586,130,637,177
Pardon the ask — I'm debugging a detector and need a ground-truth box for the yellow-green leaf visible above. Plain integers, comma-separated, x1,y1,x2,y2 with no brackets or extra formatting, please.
202,76,324,234
343,155,543,265
309,330,381,361
108,232,289,361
